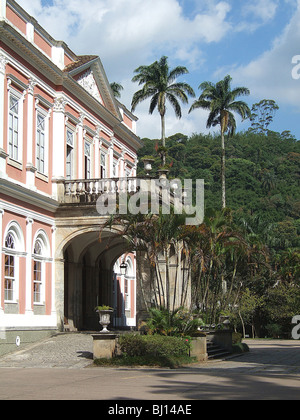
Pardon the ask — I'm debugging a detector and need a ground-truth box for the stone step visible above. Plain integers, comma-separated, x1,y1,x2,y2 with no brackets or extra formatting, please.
207,342,231,359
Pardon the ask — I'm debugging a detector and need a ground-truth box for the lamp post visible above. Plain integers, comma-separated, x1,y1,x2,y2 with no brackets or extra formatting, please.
120,261,127,276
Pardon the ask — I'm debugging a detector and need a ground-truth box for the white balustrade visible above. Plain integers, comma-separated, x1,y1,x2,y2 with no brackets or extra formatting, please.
63,177,139,203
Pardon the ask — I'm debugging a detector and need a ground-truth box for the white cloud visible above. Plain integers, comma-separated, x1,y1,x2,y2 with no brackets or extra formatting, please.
16,0,233,137
229,1,300,110
243,0,279,23
17,0,232,75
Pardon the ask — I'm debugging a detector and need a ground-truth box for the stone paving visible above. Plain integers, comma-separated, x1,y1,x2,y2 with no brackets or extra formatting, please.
0,335,300,399
0,333,94,369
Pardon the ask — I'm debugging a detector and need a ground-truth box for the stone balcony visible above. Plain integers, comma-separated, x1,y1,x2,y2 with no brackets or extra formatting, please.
56,177,139,204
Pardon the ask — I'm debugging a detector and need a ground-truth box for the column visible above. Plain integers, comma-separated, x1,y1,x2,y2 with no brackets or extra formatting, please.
0,0,6,20
120,150,125,178
77,113,84,179
51,226,57,319
109,139,114,178
25,217,34,315
26,78,37,188
0,53,8,176
94,133,100,179
0,208,4,314
52,96,66,199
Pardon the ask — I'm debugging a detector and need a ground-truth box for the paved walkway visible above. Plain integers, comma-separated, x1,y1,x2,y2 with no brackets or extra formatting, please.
0,334,300,400
0,333,94,369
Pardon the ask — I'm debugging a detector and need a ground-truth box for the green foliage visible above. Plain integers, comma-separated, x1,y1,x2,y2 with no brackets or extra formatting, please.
137,127,299,338
119,334,190,358
232,342,250,353
137,130,300,237
145,307,204,337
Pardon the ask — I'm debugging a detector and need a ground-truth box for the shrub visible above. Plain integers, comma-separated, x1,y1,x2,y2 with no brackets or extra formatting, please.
119,334,190,358
232,342,250,354
146,307,204,337
232,332,242,344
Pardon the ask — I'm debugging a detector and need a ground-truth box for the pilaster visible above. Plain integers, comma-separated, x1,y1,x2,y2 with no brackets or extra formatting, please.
52,96,66,198
0,208,4,314
0,53,7,176
0,0,6,20
25,217,34,315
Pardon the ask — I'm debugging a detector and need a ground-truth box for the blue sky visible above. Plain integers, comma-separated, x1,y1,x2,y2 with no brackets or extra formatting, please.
17,0,300,140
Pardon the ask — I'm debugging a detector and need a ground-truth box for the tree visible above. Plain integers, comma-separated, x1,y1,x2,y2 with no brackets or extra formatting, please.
189,75,251,208
110,82,124,98
249,99,279,134
101,209,193,313
131,56,195,165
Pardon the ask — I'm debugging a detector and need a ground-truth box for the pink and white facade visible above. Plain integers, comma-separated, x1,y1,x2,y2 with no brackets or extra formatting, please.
0,0,142,352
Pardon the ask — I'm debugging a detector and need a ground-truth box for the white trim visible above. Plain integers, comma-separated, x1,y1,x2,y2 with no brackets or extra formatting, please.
0,313,57,329
0,209,4,313
0,199,55,226
3,222,24,304
7,85,25,164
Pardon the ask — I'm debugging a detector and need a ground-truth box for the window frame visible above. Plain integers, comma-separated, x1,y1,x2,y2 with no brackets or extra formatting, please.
35,106,50,176
66,128,75,180
32,239,44,305
7,89,23,163
3,227,22,304
32,231,51,306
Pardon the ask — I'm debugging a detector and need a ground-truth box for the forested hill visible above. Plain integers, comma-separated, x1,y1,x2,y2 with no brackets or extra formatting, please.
137,130,300,251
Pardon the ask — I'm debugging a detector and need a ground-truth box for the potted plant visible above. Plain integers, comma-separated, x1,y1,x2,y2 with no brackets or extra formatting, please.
95,305,114,333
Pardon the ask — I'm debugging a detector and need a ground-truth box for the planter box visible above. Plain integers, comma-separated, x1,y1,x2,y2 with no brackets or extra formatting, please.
92,334,118,359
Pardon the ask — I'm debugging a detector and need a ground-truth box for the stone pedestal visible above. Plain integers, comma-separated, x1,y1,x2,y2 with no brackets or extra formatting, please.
190,335,208,362
92,334,118,359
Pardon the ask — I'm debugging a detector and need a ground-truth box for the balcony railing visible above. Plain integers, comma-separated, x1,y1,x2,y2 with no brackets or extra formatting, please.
61,177,139,204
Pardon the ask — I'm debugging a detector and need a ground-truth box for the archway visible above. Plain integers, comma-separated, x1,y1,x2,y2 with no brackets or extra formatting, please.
59,227,135,331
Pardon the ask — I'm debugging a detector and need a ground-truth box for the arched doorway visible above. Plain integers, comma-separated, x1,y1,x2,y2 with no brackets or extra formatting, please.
60,228,136,331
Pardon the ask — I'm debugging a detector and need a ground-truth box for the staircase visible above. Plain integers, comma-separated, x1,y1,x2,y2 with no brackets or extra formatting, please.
207,340,232,360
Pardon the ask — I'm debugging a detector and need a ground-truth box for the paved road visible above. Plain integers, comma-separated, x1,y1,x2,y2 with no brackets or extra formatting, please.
0,334,300,400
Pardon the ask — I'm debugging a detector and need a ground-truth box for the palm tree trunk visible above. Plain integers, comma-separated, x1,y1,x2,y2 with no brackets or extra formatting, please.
221,130,226,209
161,114,166,166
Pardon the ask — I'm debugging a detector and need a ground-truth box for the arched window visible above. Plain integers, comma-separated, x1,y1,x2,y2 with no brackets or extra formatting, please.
124,256,135,311
32,231,50,304
4,233,16,301
3,223,24,303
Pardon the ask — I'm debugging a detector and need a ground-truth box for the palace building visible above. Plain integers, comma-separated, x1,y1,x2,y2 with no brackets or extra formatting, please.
0,0,143,354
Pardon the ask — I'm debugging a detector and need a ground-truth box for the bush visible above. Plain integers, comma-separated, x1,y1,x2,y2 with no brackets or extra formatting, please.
265,323,283,338
232,332,243,344
146,307,204,337
232,342,250,354
119,334,190,358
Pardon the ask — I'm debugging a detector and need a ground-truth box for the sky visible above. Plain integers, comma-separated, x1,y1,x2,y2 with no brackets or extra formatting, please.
16,0,300,140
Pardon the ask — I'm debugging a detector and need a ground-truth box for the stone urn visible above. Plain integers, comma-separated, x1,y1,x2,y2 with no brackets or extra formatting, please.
142,158,154,176
96,307,114,333
157,168,169,179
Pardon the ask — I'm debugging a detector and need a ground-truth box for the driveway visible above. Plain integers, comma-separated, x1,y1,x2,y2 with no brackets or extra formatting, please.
0,335,299,400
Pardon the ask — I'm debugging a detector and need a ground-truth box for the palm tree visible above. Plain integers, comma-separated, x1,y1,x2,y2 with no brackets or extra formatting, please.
131,56,195,165
189,75,251,208
110,82,124,98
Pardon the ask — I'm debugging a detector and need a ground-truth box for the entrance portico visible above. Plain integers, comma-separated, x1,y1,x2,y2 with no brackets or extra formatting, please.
54,208,136,332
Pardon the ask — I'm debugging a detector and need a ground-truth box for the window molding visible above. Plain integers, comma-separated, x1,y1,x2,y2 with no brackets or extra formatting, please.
7,81,26,164
32,230,51,305
3,222,24,304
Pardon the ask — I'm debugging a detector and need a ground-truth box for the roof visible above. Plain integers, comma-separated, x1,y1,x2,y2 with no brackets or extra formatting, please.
63,55,98,73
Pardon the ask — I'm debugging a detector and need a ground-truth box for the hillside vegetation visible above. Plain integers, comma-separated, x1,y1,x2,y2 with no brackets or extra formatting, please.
137,130,299,338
